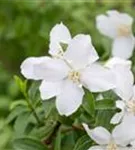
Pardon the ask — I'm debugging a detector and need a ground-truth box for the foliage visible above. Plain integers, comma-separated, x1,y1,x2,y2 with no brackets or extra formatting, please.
0,0,135,150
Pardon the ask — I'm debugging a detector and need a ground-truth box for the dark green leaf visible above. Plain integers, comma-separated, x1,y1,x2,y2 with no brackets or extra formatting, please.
83,89,95,117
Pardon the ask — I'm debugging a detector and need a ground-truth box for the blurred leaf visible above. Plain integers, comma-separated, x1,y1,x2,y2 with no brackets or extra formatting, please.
14,112,31,136
10,100,28,110
6,106,29,124
14,76,27,96
30,121,57,140
13,137,48,150
54,129,61,150
28,81,40,101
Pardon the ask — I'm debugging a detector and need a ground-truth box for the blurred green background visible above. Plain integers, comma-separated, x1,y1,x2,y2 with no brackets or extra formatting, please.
0,0,135,149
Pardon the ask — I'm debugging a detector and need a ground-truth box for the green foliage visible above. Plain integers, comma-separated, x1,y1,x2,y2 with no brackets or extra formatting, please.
13,137,49,150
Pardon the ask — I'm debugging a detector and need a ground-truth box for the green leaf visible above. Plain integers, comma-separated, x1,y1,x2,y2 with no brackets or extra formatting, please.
95,99,115,110
83,89,95,117
6,106,29,124
14,112,31,136
14,75,27,96
13,137,48,150
10,100,28,110
73,135,92,150
95,110,115,130
28,81,40,101
30,121,57,140
54,129,61,150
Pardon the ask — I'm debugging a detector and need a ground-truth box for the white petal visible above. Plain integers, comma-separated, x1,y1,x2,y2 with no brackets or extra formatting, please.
39,80,62,100
82,123,92,137
112,35,135,59
105,57,132,69
56,80,84,116
21,57,69,81
96,14,118,38
132,85,135,99
64,34,99,69
83,124,111,145
49,22,71,56
131,140,135,147
112,66,134,101
113,114,135,146
96,94,104,101
21,56,50,80
110,112,124,124
81,63,115,92
116,100,126,110
88,146,105,150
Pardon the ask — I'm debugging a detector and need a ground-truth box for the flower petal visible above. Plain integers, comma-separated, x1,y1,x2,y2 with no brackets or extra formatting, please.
112,35,135,59
81,63,115,92
88,146,105,150
49,22,71,56
110,112,124,124
21,56,50,80
113,113,135,146
83,123,111,145
64,34,99,69
56,80,84,116
105,57,132,69
21,57,69,81
116,100,125,110
39,80,62,100
131,140,135,147
96,14,117,38
111,66,134,101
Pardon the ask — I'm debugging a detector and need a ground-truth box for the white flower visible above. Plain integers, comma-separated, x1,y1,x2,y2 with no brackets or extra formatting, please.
96,10,135,59
106,57,135,124
21,31,115,116
83,123,135,150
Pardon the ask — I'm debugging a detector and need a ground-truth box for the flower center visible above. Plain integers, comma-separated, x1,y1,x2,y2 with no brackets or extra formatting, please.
107,142,118,150
126,100,135,115
68,71,80,83
117,24,131,36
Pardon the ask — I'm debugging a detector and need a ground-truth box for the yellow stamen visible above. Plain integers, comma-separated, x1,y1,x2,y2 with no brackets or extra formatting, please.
68,71,80,83
117,24,131,36
126,100,135,115
107,142,118,150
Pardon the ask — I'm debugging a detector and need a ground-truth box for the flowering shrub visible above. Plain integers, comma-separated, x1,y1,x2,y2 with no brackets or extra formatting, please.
6,10,135,150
